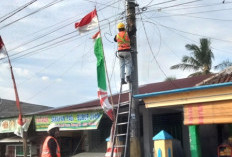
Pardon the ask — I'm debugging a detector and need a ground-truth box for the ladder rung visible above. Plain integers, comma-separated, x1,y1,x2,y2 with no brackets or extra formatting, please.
118,111,129,115
116,133,126,136
114,145,126,148
117,122,128,125
119,103,129,107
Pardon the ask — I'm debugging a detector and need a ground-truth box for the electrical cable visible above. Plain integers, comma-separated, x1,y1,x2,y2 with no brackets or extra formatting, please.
0,0,38,23
0,0,65,30
142,19,232,67
164,1,232,11
7,0,123,45
6,3,125,55
17,39,86,87
170,14,232,22
9,30,77,58
0,12,123,63
146,0,179,7
143,19,232,43
144,0,155,7
26,56,81,101
139,15,179,88
157,0,204,10
83,0,123,9
143,7,232,18
0,24,110,63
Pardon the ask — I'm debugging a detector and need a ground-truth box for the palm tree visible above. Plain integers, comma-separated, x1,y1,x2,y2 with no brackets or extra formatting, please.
214,59,232,71
164,76,176,81
170,38,214,77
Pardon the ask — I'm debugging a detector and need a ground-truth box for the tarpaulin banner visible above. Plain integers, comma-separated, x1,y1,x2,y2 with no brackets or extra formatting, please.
34,111,103,131
0,117,32,133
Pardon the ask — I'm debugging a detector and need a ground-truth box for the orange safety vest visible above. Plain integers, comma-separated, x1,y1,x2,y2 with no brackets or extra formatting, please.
116,31,131,51
41,136,61,157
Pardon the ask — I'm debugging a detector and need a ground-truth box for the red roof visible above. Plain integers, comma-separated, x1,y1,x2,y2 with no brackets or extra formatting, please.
197,67,232,86
40,74,212,114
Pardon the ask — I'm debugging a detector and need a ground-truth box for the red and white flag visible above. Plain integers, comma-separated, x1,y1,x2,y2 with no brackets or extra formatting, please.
0,36,7,59
75,9,98,33
0,36,24,137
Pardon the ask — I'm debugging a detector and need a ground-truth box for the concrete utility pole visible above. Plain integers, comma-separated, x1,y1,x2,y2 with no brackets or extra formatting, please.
126,0,141,157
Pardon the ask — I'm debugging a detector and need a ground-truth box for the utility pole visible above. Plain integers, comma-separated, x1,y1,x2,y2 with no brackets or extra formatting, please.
126,0,141,157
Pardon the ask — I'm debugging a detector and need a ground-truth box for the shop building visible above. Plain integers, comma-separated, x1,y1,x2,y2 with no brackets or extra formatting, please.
134,67,232,157
0,74,214,157
0,99,51,157
31,74,210,157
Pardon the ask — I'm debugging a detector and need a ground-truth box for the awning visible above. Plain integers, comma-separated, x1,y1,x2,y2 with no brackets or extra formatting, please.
133,82,232,108
0,136,29,143
184,100,232,125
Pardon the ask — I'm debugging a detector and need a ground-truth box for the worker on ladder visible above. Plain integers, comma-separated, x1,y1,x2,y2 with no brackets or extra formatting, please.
114,22,136,84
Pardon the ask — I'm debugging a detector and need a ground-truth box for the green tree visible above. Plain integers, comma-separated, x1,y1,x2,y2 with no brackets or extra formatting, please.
214,59,232,71
164,76,176,81
170,38,214,77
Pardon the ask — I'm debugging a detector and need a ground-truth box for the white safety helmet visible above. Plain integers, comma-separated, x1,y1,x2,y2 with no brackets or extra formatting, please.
47,123,59,132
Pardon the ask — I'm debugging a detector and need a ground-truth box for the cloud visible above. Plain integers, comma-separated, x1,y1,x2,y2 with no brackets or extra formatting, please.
41,76,49,81
1,0,232,107
55,78,63,82
14,67,31,78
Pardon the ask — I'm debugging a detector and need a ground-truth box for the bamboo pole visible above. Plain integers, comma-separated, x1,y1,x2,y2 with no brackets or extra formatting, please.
4,44,27,157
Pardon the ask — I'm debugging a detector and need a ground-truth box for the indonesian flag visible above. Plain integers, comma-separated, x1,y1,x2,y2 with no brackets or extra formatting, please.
0,36,7,59
75,9,98,33
93,31,114,121
14,116,25,138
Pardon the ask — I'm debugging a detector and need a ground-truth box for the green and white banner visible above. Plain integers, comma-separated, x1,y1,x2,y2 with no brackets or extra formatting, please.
0,116,32,133
34,111,103,131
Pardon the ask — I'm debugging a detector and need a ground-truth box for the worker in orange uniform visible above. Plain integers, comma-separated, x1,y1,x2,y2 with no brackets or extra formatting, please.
41,123,61,157
114,22,136,84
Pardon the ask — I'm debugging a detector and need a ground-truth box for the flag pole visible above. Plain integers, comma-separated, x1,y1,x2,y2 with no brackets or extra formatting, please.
95,7,115,121
4,46,27,157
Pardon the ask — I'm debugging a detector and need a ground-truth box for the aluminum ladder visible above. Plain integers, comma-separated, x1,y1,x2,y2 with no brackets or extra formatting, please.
111,82,132,157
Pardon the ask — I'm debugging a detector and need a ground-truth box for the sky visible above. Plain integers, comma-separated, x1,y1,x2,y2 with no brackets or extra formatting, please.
0,0,232,107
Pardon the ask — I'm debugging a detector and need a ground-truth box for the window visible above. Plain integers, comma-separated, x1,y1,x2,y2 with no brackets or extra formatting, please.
6,145,31,157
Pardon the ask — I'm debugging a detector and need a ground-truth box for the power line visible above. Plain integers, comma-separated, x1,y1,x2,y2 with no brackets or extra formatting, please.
143,6,232,17
9,30,77,58
0,0,65,30
139,15,179,88
26,56,81,101
4,10,126,60
146,0,203,10
0,0,38,23
164,1,232,11
7,0,123,45
169,14,232,22
17,40,86,86
146,0,179,7
0,23,111,63
6,1,124,54
3,17,119,62
157,0,204,10
142,19,232,57
145,20,232,43
83,0,123,9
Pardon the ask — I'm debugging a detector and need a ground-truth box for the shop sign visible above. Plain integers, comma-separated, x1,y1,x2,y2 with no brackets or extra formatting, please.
0,117,32,133
34,111,103,131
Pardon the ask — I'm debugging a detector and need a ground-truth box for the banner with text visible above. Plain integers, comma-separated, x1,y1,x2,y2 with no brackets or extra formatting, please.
34,111,103,131
0,117,32,133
